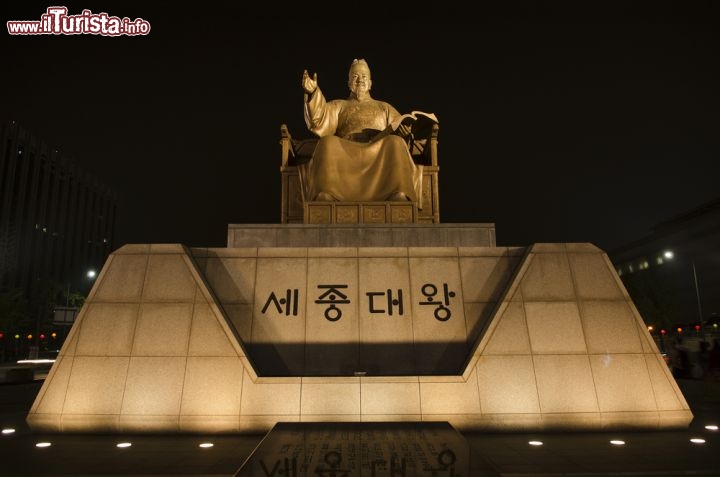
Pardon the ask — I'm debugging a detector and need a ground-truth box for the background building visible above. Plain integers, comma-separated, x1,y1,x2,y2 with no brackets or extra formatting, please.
609,197,720,334
0,120,117,359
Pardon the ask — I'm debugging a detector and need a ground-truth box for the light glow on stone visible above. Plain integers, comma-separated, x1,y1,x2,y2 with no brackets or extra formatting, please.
705,425,718,431
199,442,214,448
528,440,543,446
610,440,625,446
690,438,706,444
116,442,132,448
35,442,52,448
2,428,15,435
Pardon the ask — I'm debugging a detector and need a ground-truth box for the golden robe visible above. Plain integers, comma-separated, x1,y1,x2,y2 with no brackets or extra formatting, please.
301,88,423,204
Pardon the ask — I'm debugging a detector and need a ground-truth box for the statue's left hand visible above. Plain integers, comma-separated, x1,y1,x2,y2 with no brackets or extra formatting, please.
397,123,412,137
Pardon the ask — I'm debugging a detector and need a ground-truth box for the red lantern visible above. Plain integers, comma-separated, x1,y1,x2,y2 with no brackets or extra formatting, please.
39,334,46,340
660,329,666,335
695,325,701,332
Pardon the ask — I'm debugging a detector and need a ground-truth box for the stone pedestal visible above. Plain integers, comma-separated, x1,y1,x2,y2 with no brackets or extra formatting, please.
27,226,693,434
305,201,418,224
227,223,496,248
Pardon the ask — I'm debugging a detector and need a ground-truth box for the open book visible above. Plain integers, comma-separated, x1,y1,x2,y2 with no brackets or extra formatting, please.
389,110,439,133
372,110,438,142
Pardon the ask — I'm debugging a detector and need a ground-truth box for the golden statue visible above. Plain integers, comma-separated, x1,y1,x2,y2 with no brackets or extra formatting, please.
300,59,431,203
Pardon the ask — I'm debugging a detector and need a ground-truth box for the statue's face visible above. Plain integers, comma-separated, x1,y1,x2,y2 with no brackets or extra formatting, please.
348,64,372,96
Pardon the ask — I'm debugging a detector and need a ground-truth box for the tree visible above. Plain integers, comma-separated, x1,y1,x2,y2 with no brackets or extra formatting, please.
29,279,66,331
621,269,682,329
0,288,33,361
0,288,32,334
66,291,85,308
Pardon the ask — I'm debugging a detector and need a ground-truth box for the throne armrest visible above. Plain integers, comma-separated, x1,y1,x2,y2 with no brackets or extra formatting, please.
280,124,318,167
407,122,439,167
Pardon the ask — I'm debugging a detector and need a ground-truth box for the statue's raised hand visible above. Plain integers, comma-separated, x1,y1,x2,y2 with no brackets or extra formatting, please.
302,69,318,95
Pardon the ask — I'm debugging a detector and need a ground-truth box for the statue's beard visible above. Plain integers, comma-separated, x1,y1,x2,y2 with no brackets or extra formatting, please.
352,85,370,99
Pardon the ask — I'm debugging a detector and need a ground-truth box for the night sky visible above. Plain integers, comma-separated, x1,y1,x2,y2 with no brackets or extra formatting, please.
3,2,719,251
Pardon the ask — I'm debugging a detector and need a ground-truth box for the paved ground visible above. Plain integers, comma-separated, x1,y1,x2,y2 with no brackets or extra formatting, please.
0,373,719,476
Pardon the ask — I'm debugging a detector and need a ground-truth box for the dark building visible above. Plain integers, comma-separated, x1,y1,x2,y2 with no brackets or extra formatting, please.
0,120,117,297
609,198,720,333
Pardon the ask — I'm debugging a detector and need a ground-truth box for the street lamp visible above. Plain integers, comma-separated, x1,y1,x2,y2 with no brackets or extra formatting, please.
691,260,705,337
87,269,97,279
663,250,704,337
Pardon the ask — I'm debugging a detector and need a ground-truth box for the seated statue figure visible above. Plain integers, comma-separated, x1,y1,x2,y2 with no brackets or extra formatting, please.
300,59,426,204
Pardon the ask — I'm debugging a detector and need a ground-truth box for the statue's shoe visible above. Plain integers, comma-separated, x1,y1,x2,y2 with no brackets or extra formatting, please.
314,192,336,201
387,192,409,201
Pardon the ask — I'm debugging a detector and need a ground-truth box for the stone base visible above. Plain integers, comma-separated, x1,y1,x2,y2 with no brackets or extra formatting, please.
227,223,496,248
27,242,693,434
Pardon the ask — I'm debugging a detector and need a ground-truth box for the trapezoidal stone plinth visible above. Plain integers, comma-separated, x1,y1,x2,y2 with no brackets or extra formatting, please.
27,240,692,433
